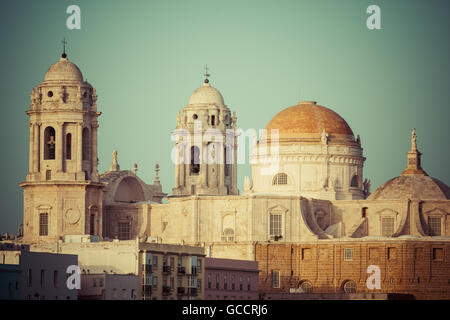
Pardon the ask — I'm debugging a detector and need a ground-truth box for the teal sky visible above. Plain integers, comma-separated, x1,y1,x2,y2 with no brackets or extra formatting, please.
1,0,449,234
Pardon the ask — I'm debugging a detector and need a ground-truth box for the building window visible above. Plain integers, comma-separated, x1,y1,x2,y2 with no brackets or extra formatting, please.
44,126,56,160
90,213,95,235
82,127,90,161
381,217,395,237
224,275,228,290
152,276,158,287
247,276,251,291
273,173,288,185
239,276,243,291
190,146,200,174
231,275,235,290
93,278,97,287
350,175,359,188
53,270,58,288
197,279,202,292
216,274,220,289
27,269,32,287
272,270,280,288
299,280,313,293
270,214,282,237
208,273,211,289
433,248,444,261
362,207,368,218
343,280,356,293
118,222,130,240
40,270,45,288
428,217,442,236
46,170,51,181
211,115,215,126
39,213,48,236
66,133,72,160
99,278,104,287
224,146,232,177
153,256,158,270
344,248,354,261
415,247,424,260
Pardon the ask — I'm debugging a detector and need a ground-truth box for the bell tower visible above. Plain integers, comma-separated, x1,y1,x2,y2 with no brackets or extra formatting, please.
20,42,103,242
172,68,239,196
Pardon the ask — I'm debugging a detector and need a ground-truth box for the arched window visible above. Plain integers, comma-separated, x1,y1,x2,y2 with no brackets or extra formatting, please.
44,127,56,160
299,280,313,293
90,213,96,235
350,175,359,188
273,173,288,185
66,133,72,160
343,280,356,293
190,146,200,174
82,128,90,161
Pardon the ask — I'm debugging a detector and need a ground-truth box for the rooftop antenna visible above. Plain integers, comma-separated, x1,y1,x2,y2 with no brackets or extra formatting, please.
62,38,67,58
204,64,210,83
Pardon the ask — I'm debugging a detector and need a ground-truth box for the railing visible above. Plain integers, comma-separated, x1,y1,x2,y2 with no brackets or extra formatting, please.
191,266,198,275
177,287,185,295
188,287,198,296
143,264,152,273
141,284,152,296
177,266,186,274
162,265,171,274
162,286,172,295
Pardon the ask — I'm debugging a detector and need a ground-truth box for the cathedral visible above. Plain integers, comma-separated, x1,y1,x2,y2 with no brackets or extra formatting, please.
18,49,450,299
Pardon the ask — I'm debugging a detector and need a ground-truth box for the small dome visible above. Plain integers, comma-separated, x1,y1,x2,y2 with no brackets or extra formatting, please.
188,82,225,106
265,101,354,143
43,57,83,83
367,175,450,201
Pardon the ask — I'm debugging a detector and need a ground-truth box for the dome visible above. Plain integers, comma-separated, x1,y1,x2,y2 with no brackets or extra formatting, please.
188,82,225,107
43,57,83,83
265,101,354,142
367,175,450,201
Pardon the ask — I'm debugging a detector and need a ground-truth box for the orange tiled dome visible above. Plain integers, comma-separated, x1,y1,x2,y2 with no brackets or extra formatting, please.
265,101,355,143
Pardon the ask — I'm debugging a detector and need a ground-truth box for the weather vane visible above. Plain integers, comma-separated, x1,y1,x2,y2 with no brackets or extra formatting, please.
62,38,67,58
204,64,210,83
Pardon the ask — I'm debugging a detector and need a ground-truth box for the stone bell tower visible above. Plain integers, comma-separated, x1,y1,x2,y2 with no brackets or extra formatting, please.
20,42,103,242
172,68,239,196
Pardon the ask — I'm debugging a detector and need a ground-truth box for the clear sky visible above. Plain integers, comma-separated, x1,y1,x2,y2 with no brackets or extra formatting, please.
1,0,449,234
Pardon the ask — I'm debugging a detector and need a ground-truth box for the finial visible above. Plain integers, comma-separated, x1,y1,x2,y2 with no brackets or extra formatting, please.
110,149,120,171
154,164,161,184
204,64,210,84
402,128,426,175
133,163,138,175
61,38,67,58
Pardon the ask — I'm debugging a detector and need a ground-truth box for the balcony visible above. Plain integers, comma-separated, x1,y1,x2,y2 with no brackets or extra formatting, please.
143,264,152,273
162,265,172,274
188,287,198,296
177,266,186,275
177,287,185,296
162,286,172,295
141,284,152,296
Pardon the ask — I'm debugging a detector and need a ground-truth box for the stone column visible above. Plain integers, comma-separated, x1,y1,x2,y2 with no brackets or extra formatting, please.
91,123,99,177
218,142,224,189
28,122,34,173
174,143,180,188
77,123,83,174
180,146,185,189
56,122,64,172
33,123,40,173
201,142,208,187
232,135,238,194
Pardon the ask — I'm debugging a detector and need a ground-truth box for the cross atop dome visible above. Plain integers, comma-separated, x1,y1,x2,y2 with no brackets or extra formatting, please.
203,64,210,84
61,38,67,59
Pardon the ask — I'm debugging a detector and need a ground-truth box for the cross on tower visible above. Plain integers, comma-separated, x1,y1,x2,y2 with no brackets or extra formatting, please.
62,38,67,58
204,64,210,83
